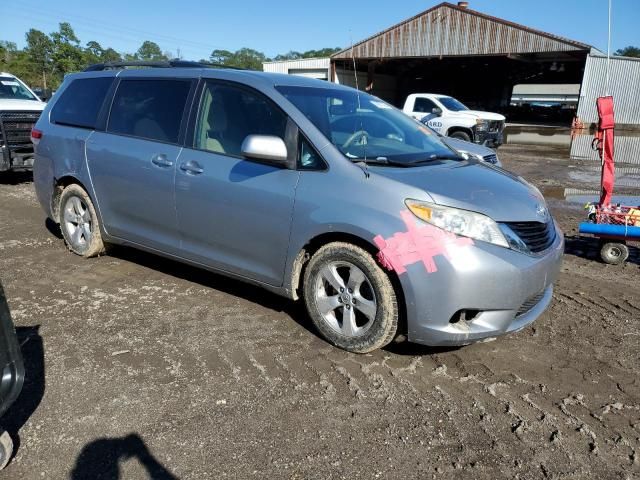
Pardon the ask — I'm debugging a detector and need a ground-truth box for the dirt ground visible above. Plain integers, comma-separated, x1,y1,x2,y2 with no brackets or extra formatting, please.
0,143,638,480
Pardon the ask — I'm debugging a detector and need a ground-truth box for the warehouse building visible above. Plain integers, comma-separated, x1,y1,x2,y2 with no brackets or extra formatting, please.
264,1,640,131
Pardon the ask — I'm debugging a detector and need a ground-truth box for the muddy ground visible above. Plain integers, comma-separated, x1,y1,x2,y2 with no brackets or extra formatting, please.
0,143,638,480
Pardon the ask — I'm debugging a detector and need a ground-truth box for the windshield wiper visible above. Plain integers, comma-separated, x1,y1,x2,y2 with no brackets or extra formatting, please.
348,156,389,165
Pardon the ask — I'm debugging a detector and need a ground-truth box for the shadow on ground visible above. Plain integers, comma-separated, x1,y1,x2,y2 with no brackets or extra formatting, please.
2,326,45,461
71,433,179,480
564,234,639,266
0,171,33,185
109,244,315,330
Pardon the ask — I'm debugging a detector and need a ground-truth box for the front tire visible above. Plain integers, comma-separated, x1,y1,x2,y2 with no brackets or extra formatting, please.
449,130,472,142
59,184,105,258
303,242,398,353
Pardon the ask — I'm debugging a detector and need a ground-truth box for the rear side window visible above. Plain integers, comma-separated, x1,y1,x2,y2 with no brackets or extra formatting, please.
108,79,191,144
51,77,113,129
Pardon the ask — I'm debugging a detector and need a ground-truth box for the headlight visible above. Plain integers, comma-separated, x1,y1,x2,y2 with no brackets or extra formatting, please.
405,199,508,248
475,119,489,131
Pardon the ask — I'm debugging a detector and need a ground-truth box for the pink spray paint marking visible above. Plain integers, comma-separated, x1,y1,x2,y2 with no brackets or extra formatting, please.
373,210,474,274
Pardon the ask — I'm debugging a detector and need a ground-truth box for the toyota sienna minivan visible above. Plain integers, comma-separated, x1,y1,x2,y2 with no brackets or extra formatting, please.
32,61,563,353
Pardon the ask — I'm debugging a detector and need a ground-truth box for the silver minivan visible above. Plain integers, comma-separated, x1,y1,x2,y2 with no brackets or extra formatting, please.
32,61,563,353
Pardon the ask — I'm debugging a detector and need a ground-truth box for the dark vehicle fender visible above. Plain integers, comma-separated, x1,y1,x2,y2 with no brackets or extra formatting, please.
0,282,24,419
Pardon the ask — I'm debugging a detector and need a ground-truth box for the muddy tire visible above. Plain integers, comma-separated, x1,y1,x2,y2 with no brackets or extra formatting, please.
59,184,105,258
449,130,472,142
303,242,398,353
600,242,629,265
0,431,13,470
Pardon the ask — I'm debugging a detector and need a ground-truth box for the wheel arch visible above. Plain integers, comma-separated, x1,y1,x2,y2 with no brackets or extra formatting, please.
288,231,407,336
51,175,92,224
446,126,474,141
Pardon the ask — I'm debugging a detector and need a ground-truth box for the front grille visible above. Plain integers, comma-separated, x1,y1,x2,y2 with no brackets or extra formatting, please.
488,120,504,132
516,290,546,317
505,221,556,253
482,153,498,164
0,111,40,147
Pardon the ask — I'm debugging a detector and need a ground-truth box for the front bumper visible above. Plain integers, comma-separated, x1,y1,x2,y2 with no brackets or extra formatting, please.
474,129,503,148
401,222,564,346
1,145,35,172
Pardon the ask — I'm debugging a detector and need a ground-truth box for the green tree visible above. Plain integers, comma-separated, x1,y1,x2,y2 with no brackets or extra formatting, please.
210,49,234,64
274,50,303,61
136,41,166,61
25,28,53,88
84,40,104,65
209,48,268,70
50,22,84,84
0,41,18,64
101,48,122,63
614,46,640,58
301,47,342,58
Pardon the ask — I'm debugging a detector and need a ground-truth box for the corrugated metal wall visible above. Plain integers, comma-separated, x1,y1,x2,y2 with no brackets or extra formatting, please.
332,4,588,59
570,133,640,166
262,58,330,75
577,55,640,126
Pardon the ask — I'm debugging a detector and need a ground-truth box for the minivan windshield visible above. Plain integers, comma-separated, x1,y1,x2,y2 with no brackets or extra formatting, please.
277,86,460,166
439,96,469,112
0,77,38,101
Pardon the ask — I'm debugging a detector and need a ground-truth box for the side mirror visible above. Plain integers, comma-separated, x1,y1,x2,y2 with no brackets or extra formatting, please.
432,107,442,116
241,135,290,167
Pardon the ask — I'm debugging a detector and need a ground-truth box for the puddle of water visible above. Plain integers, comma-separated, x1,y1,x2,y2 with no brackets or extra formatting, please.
567,165,640,189
504,126,640,168
504,126,571,147
544,186,640,206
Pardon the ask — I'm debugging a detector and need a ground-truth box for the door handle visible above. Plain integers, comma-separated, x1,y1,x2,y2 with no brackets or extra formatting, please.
151,154,173,168
180,160,204,175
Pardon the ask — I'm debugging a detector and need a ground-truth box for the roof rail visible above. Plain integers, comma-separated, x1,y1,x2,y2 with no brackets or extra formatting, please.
83,59,244,72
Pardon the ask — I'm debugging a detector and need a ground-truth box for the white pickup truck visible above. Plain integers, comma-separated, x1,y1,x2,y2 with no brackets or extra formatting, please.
0,72,46,172
403,93,505,148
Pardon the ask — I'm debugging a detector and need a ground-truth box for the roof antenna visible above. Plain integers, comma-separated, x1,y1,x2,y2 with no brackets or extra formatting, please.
350,32,369,178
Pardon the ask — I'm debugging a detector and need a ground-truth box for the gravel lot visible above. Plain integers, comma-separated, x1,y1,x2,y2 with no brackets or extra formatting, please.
1,143,639,479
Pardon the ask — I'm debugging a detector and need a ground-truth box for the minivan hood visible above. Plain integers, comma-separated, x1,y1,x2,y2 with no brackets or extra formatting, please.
440,136,495,157
372,161,547,223
452,110,505,121
0,99,46,111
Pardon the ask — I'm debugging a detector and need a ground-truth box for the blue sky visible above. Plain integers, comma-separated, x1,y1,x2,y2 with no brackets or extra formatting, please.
1,0,638,59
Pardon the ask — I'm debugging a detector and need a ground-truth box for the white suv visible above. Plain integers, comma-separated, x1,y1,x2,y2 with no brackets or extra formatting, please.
0,72,46,172
403,93,505,148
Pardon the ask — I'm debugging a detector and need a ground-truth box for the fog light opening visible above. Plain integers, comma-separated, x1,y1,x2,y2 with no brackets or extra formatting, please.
450,309,481,324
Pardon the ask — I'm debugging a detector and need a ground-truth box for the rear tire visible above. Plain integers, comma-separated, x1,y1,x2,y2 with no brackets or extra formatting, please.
303,242,398,353
59,184,105,258
0,431,13,470
449,130,472,142
600,242,629,265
